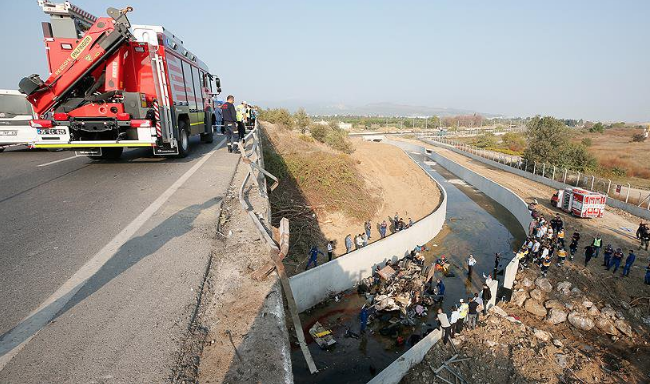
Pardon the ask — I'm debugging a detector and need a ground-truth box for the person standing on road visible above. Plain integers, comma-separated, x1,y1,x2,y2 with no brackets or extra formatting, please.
481,283,492,315
327,241,334,261
362,232,368,247
437,308,452,345
622,250,636,277
393,212,399,232
467,254,477,277
235,101,248,144
345,234,353,253
356,234,364,249
305,245,324,270
221,95,237,153
592,235,603,258
365,221,372,240
584,244,595,267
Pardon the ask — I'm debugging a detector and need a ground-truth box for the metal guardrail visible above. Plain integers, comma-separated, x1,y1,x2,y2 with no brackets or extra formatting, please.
421,135,650,211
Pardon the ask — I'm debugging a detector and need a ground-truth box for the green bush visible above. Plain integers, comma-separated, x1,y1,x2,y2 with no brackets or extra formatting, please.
310,124,330,143
632,133,647,142
258,108,294,129
325,128,354,154
293,108,311,134
474,133,497,148
581,137,592,147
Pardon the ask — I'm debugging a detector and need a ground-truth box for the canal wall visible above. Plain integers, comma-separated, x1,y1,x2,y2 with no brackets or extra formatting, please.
288,158,448,313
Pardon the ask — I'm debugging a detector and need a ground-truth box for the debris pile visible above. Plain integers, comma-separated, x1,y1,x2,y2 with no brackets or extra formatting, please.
356,255,441,335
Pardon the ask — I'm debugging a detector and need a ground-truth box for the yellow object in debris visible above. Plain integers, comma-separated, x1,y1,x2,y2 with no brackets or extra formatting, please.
314,330,331,338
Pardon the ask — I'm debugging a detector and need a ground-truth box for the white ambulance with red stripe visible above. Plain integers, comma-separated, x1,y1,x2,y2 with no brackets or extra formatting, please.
19,1,220,159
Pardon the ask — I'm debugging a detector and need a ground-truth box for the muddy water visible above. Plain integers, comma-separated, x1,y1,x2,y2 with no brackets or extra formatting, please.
290,152,526,384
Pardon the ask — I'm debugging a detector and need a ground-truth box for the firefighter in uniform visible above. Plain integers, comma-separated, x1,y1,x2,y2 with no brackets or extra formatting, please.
221,95,237,153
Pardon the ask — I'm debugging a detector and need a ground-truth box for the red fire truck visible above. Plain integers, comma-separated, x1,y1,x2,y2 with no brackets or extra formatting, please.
19,1,221,159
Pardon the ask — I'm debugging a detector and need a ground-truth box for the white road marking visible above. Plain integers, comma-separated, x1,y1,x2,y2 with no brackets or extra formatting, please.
0,137,227,371
37,155,80,167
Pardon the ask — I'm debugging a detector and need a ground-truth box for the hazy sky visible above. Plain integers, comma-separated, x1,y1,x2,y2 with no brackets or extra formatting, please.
1,1,648,121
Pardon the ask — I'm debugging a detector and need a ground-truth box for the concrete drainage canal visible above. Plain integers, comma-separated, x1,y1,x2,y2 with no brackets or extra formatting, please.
289,144,527,384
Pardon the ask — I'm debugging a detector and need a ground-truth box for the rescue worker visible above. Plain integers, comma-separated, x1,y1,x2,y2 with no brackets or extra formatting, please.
541,253,552,276
584,244,595,267
449,306,459,338
457,299,469,334
550,214,563,232
557,228,566,248
637,222,649,251
221,95,237,153
602,244,614,268
556,246,567,267
379,220,388,238
622,250,636,277
436,279,446,296
327,240,334,261
364,221,372,240
569,231,580,260
305,245,324,270
359,305,369,334
592,234,603,258
481,283,492,315
607,248,624,273
235,101,247,143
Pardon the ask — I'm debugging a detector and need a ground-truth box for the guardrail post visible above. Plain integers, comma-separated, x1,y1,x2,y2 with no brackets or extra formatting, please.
590,176,595,190
551,166,556,180
576,172,580,186
606,179,611,195
563,169,568,183
533,162,537,175
542,163,546,178
524,159,528,172
625,183,630,203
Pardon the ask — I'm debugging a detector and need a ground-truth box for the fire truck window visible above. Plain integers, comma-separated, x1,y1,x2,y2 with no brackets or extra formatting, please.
191,66,203,107
181,60,197,110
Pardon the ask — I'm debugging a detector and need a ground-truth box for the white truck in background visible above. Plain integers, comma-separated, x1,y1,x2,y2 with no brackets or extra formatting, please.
0,90,37,152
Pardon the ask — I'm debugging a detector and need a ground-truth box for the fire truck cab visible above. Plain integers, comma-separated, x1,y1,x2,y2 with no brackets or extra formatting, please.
19,1,221,159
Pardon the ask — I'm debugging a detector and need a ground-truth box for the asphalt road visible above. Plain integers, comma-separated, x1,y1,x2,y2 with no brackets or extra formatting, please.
0,136,239,382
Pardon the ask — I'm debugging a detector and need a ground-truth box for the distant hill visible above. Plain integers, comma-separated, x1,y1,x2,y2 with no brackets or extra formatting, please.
257,100,499,118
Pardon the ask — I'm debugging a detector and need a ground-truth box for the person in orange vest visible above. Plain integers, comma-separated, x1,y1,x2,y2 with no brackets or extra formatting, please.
541,253,552,277
556,246,568,267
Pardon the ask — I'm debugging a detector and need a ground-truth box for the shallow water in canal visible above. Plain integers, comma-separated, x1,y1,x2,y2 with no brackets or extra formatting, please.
290,150,527,384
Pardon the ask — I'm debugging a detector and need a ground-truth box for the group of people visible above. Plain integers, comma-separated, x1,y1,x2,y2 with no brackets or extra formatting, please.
220,96,256,153
435,285,492,345
521,206,647,282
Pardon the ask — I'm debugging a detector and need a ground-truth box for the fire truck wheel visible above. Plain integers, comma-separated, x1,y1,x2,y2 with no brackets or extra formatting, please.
177,124,190,158
200,128,214,144
0,148,4,153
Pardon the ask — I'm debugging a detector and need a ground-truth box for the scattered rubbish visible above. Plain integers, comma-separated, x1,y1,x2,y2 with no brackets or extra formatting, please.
310,322,336,349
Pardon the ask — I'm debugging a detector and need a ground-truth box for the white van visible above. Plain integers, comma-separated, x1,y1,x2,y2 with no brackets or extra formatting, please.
0,89,37,152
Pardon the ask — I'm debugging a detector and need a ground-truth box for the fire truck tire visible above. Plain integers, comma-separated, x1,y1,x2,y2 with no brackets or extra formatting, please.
177,123,190,158
200,128,214,144
0,148,4,153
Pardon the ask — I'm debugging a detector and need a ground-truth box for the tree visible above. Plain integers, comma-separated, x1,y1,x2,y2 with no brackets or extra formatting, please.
589,122,604,133
310,123,330,143
523,116,596,171
501,132,526,152
474,133,497,148
293,108,311,134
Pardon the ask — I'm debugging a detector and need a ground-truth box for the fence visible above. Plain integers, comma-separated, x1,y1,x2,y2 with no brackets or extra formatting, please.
418,135,650,213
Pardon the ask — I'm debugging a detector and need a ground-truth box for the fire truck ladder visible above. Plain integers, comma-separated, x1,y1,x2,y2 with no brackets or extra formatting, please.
38,0,98,36
149,46,176,149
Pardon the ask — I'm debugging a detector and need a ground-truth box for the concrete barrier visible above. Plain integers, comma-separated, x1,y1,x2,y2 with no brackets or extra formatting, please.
289,182,447,313
424,140,650,221
367,329,442,384
426,150,531,233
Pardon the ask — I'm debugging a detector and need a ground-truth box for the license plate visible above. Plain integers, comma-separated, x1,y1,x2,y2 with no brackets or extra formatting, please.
0,130,17,136
75,148,102,156
37,128,66,135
